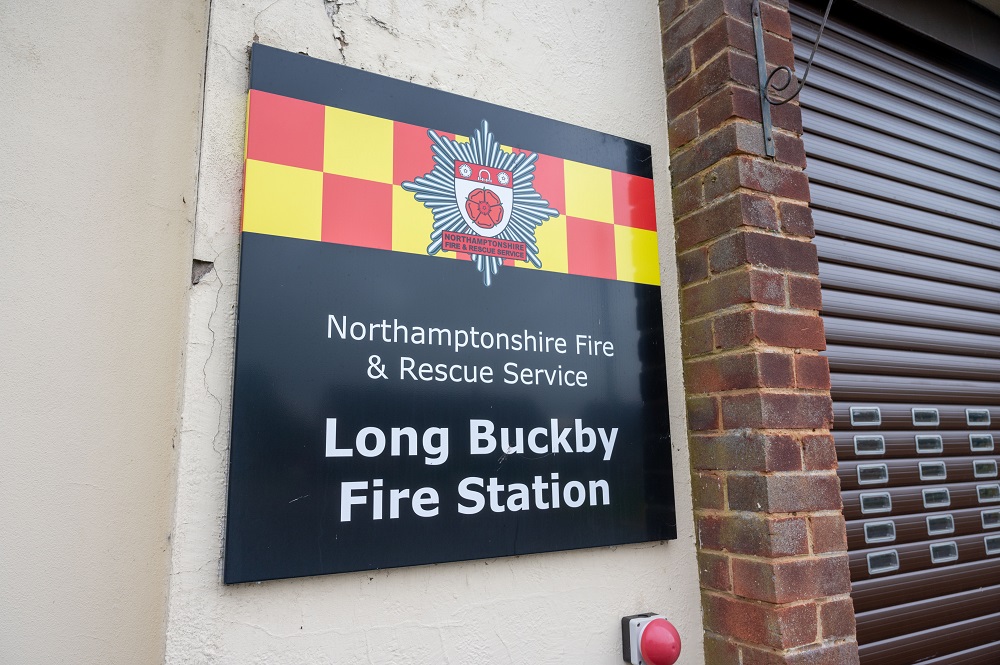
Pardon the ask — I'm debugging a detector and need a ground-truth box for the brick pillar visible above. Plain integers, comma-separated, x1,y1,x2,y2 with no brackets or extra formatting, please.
659,1,860,663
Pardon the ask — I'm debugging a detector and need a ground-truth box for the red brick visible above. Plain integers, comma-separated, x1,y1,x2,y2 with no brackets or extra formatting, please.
704,632,742,663
703,593,818,649
672,176,703,218
795,354,830,389
668,109,699,150
713,309,756,349
810,514,848,554
690,431,801,472
699,84,762,133
819,598,857,640
779,202,815,237
732,555,852,603
802,434,838,471
702,155,743,202
704,155,811,201
712,309,826,351
748,270,789,308
699,551,733,591
754,310,827,350
774,130,807,168
761,0,792,38
687,352,757,392
683,317,715,357
694,472,726,509
722,0,753,23
685,350,793,392
691,16,755,68
672,121,766,182
789,275,823,309
698,514,725,550
664,0,728,49
675,192,778,251
688,395,721,431
682,269,785,318
665,46,694,87
760,351,795,388
659,0,688,26
667,49,759,117
720,514,810,557
678,247,710,285
727,473,843,513
709,231,819,275
763,29,796,69
771,98,803,134
678,271,739,318
721,392,832,429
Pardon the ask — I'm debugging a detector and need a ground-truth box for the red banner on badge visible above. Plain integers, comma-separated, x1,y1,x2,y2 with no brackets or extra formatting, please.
442,231,527,261
453,162,513,188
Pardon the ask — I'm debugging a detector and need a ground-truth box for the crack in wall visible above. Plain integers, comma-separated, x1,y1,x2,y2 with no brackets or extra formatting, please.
323,0,353,59
364,14,398,36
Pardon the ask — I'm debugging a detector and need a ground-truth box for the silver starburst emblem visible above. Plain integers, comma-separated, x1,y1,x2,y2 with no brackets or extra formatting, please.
401,120,559,286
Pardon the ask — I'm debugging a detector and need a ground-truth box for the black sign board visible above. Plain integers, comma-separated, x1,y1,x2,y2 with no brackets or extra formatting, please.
224,44,675,583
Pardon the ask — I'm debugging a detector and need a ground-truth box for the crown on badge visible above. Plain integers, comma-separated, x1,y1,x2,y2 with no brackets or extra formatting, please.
401,120,559,286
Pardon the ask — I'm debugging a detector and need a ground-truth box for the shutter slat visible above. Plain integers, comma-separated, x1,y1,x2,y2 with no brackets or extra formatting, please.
817,240,1000,293
855,585,1000,644
825,345,1000,381
847,507,998,549
824,317,1000,359
835,431,998,460
858,613,1000,664
851,559,1000,613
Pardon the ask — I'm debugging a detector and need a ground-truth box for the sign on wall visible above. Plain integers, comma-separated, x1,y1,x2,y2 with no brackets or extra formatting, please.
224,44,675,583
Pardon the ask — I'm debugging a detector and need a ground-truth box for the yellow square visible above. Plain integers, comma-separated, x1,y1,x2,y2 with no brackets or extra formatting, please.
615,225,660,285
564,160,613,223
392,186,452,259
242,159,323,241
324,107,393,183
526,215,568,274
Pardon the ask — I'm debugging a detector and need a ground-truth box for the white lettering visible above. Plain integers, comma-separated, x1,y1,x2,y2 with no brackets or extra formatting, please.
458,477,485,514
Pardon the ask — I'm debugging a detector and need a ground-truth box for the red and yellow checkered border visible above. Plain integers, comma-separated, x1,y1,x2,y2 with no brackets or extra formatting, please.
241,89,661,285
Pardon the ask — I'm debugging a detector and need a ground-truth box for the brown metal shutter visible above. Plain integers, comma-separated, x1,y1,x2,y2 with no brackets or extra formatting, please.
791,3,1000,663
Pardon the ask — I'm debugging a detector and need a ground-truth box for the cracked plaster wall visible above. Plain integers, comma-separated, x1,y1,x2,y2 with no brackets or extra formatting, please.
168,1,703,663
0,1,210,663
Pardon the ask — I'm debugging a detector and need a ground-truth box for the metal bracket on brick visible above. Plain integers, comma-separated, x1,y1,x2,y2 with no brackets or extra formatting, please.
751,0,834,156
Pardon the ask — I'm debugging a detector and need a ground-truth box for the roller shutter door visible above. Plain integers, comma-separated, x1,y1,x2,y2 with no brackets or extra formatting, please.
792,4,1000,663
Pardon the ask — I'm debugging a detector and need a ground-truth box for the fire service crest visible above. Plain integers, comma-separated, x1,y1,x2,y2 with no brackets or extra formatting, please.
402,121,558,286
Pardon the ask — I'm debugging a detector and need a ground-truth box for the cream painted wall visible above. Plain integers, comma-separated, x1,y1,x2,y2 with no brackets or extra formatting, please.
166,1,703,663
0,1,209,663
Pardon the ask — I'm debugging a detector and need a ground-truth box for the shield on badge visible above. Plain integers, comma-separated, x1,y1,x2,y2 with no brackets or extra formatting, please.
453,161,514,238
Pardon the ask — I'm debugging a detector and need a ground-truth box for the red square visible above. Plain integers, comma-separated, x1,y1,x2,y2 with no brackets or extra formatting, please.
246,90,325,171
322,174,392,250
566,217,616,280
393,122,455,185
529,152,565,215
612,171,657,231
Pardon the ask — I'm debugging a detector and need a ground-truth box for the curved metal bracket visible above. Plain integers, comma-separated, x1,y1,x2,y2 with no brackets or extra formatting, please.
752,0,834,156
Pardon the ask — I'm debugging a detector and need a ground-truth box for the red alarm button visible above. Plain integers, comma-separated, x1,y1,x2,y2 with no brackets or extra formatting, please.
639,618,682,665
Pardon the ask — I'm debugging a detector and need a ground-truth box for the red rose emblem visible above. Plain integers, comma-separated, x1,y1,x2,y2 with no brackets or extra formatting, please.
466,187,503,229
